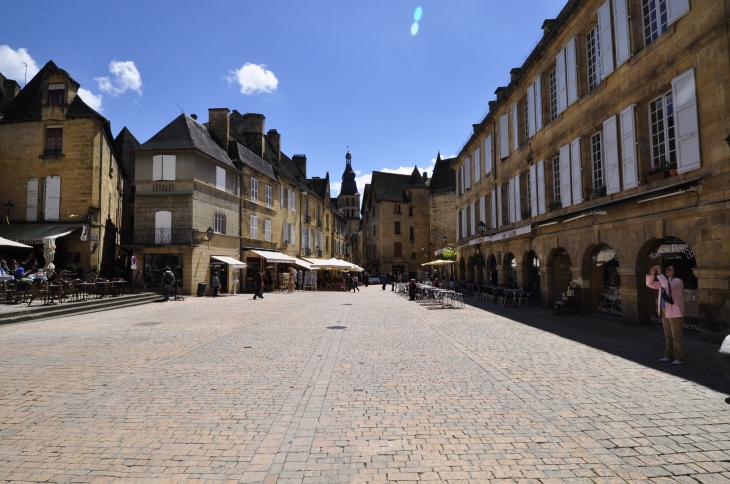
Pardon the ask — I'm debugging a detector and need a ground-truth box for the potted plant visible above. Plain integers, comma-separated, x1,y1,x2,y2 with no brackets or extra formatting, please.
591,186,607,199
668,160,678,176
521,208,532,219
548,201,562,212
645,163,666,183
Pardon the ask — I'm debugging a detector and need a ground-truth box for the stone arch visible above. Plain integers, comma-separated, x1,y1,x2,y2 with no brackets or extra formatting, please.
503,252,517,288
584,243,622,318
487,254,498,285
548,247,572,306
523,251,541,295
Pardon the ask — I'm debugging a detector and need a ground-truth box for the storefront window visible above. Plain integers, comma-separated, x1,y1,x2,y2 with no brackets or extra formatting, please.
143,254,183,289
592,246,621,317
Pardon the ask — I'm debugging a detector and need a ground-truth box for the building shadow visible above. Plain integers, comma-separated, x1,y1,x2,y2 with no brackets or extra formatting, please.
464,297,729,395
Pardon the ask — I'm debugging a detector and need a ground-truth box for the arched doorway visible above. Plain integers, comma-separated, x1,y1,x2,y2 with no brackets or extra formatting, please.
504,253,517,288
526,251,541,298
459,257,466,281
639,237,698,327
551,248,572,304
588,244,621,317
488,255,498,285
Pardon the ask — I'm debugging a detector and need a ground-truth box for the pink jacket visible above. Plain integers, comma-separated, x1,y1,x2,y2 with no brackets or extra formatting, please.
646,274,684,318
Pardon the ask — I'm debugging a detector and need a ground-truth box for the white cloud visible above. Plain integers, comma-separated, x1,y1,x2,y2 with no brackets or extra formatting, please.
77,87,103,112
228,63,278,95
0,45,40,84
95,60,142,96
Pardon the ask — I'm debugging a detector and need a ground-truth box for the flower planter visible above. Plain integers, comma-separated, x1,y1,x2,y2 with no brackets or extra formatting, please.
645,172,666,183
670,169,677,176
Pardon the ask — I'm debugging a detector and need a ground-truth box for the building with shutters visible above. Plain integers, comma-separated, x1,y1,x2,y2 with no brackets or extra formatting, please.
0,61,125,278
450,0,730,337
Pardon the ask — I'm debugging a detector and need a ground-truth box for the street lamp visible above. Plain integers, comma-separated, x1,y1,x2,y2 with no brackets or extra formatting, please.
206,227,215,240
477,221,486,235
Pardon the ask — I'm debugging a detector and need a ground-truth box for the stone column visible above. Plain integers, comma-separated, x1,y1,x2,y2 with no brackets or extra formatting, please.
540,266,551,307
616,267,640,326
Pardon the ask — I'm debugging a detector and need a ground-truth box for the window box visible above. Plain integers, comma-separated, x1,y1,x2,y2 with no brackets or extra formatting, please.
645,172,666,183
547,201,562,212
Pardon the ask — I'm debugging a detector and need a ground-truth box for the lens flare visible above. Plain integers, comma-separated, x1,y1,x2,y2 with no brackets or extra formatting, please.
411,22,419,35
414,6,423,21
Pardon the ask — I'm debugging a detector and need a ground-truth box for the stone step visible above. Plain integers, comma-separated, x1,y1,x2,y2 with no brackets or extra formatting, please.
0,293,159,326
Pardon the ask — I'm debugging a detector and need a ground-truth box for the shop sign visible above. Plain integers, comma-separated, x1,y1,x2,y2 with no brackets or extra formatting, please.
91,235,99,241
484,225,532,243
468,237,483,246
649,243,694,261
80,225,89,241
131,255,137,270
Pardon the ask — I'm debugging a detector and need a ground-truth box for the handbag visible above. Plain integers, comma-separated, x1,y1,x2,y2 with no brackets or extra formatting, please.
661,286,674,305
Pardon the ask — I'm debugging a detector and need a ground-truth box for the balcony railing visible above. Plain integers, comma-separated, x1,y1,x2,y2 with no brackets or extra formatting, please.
134,228,197,246
304,215,312,224
316,219,323,227
302,248,312,256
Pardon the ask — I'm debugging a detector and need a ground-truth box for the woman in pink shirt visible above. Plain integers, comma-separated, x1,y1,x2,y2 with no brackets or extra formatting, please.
646,265,686,365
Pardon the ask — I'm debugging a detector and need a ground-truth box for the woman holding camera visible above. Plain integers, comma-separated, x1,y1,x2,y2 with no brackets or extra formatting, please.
646,265,685,365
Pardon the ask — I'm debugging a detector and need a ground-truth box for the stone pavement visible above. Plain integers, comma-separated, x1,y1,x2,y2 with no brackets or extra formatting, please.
1,286,730,483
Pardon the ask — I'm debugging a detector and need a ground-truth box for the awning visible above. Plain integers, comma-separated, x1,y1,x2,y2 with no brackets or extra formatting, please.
292,258,313,270
211,255,246,268
249,249,297,264
0,224,82,245
0,236,32,248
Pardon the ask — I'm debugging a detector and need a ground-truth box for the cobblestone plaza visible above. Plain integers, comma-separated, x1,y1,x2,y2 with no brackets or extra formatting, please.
2,288,730,483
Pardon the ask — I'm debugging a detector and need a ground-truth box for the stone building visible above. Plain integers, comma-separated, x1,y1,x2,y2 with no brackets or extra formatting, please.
331,201,348,261
132,111,243,295
450,0,730,338
0,61,125,277
429,153,458,256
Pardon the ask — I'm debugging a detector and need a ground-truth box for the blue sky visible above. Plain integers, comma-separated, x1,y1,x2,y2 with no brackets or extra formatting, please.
1,0,566,196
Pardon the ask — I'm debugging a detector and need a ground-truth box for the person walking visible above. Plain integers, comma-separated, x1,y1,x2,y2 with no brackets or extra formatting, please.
347,274,353,292
390,273,396,292
211,271,221,297
353,274,360,292
380,273,387,290
162,266,175,301
253,272,265,299
646,265,686,365
289,268,296,293
363,273,369,287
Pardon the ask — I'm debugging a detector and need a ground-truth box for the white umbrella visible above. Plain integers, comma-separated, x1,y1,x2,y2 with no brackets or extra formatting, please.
0,236,32,248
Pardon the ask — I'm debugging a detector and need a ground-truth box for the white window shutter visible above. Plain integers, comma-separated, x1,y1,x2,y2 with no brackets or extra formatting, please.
152,155,163,181
281,186,285,206
556,49,568,114
491,190,497,228
512,175,522,222
290,224,296,246
530,164,538,217
301,224,306,247
598,1,614,80
155,211,171,244
461,209,467,238
470,202,476,235
534,76,543,131
570,138,583,204
26,178,38,221
215,166,225,190
485,135,493,175
479,196,486,227
474,147,481,183
620,104,639,189
512,102,519,150
672,68,701,174
465,157,471,189
460,165,465,194
508,178,515,224
613,0,630,67
497,187,503,227
45,176,61,221
667,0,690,25
282,222,288,244
527,84,536,138
162,155,176,181
537,159,547,215
291,192,296,212
602,115,621,194
457,212,460,239
559,144,572,207
308,228,313,250
499,113,510,159
566,38,578,106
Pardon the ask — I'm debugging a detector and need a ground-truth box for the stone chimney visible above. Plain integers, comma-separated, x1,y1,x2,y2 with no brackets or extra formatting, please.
0,74,20,108
422,171,428,182
292,154,307,179
510,68,522,83
207,108,230,150
494,87,508,102
542,19,558,37
267,129,280,162
240,113,266,158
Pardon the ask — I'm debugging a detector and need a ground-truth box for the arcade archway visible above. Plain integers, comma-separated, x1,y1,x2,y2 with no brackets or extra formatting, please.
488,255,498,285
504,252,517,288
587,244,621,317
551,248,572,304
526,251,541,298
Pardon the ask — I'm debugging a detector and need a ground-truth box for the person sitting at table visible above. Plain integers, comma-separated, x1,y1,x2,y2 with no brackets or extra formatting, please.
14,265,26,279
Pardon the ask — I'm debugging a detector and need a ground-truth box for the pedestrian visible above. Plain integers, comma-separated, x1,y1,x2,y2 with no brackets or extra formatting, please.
211,271,221,297
363,273,369,287
253,272,265,299
289,268,296,293
162,266,175,301
0,259,9,274
380,273,387,290
408,279,417,300
353,274,360,292
646,265,686,365
347,273,353,292
391,272,396,292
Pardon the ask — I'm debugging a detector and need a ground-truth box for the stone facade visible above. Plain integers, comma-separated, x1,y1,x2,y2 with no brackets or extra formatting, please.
451,0,730,337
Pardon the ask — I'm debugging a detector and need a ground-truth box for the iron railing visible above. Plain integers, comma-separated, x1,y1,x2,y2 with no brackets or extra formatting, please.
316,219,323,227
304,215,312,224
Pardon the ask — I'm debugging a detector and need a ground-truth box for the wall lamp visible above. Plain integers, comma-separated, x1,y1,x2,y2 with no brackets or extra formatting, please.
724,132,730,148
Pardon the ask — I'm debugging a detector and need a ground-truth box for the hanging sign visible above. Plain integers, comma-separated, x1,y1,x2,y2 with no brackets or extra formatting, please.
131,255,137,270
80,225,89,241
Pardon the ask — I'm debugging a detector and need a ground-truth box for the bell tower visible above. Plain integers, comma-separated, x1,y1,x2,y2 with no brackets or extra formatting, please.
338,151,360,220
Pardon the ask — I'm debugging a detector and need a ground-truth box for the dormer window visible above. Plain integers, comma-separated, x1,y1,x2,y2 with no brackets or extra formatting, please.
47,84,65,106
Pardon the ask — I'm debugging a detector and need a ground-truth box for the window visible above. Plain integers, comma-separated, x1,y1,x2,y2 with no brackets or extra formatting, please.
549,69,558,121
649,91,676,168
642,0,668,45
216,166,226,190
154,211,172,245
251,177,259,203
411,252,416,260
591,132,604,190
409,226,414,240
45,126,63,155
552,156,561,204
264,219,271,242
265,185,272,208
47,84,65,105
394,221,401,234
408,206,413,216
250,215,258,238
586,25,601,91
289,190,296,212
394,242,403,258
394,204,401,214
526,170,531,217
153,155,176,181
345,198,350,206
214,213,226,234
232,175,238,195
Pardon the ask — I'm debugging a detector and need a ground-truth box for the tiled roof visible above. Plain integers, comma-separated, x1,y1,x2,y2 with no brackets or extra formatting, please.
136,113,235,168
229,141,277,181
430,155,457,193
307,176,329,201
114,127,140,180
405,166,427,188
369,172,413,203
